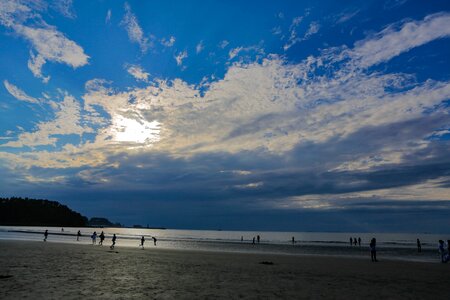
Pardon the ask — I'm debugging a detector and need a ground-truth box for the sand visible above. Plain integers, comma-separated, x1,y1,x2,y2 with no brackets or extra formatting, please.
0,240,448,299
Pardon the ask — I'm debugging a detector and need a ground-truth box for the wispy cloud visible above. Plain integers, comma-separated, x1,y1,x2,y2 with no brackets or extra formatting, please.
0,0,89,82
51,0,76,19
350,13,450,67
284,18,319,50
105,9,111,24
126,64,150,82
3,80,40,104
161,36,175,47
218,40,229,49
175,50,188,66
196,40,204,54
121,2,150,53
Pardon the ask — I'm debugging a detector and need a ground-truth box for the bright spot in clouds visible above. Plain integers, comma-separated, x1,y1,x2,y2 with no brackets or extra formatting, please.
110,115,161,145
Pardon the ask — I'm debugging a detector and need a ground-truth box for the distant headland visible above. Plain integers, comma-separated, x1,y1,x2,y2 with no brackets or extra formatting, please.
0,197,120,227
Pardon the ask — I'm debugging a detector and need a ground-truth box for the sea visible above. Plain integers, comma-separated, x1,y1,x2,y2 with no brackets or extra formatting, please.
0,226,447,263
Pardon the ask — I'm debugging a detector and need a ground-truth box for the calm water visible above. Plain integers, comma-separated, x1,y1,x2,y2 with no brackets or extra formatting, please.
0,226,447,263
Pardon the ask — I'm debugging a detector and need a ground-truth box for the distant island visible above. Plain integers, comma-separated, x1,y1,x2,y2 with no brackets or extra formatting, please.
0,197,120,227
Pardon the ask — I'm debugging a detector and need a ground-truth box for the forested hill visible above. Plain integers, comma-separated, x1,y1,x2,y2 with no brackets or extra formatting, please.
0,197,88,227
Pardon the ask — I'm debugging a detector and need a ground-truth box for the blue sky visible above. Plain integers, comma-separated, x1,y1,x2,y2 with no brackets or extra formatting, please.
1,0,450,232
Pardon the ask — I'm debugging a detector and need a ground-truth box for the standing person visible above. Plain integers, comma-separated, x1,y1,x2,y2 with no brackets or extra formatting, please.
252,237,255,244
77,230,81,241
257,235,260,244
91,231,97,244
417,239,422,253
350,237,353,246
152,236,157,246
241,236,243,242
140,236,145,249
110,234,117,249
353,237,357,246
99,231,105,245
370,238,378,262
43,230,48,242
292,237,295,245
358,237,361,247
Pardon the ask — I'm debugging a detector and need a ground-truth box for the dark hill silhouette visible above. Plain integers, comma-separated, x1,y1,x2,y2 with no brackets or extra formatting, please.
0,197,88,227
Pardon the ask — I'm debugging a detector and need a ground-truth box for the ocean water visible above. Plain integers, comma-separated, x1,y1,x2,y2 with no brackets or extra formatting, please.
0,226,447,263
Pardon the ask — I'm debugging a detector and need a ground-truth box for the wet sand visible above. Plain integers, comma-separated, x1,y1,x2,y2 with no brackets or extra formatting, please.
0,240,448,299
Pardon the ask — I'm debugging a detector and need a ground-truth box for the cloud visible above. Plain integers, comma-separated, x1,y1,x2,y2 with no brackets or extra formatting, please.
14,24,89,81
0,0,89,82
284,19,319,50
105,9,111,24
196,40,204,54
161,36,175,47
351,13,450,68
1,93,91,148
335,9,360,24
3,80,40,104
51,0,76,19
2,12,450,217
126,64,150,82
121,2,150,53
218,40,229,49
174,50,188,66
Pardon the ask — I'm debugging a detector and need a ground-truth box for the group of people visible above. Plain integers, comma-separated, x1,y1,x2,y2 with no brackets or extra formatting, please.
349,237,362,247
43,230,157,250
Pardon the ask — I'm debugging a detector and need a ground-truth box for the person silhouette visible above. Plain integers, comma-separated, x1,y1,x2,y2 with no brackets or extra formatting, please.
370,238,378,262
43,230,48,242
350,237,353,246
241,236,243,242
99,231,105,245
140,236,145,249
152,236,157,246
91,231,97,244
292,237,295,244
417,239,421,253
257,235,260,243
77,230,81,241
438,240,448,263
252,237,255,244
353,237,357,246
110,234,117,249
358,237,361,247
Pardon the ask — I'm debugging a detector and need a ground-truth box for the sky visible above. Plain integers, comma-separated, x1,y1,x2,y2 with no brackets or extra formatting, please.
1,0,450,232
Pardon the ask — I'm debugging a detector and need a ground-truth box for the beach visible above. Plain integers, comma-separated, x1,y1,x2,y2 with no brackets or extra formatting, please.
0,240,449,299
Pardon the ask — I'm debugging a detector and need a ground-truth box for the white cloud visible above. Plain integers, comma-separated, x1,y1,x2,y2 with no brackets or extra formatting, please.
2,94,91,148
14,24,89,82
284,19,319,50
351,13,450,68
196,40,204,54
0,1,89,82
121,2,149,53
218,40,229,49
105,9,111,24
126,64,150,82
174,50,188,66
3,80,40,104
161,36,175,47
51,0,75,19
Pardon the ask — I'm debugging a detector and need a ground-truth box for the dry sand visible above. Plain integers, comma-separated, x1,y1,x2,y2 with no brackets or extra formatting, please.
0,240,449,299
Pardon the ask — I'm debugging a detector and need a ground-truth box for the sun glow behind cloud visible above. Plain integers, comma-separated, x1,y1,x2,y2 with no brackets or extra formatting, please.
110,115,161,146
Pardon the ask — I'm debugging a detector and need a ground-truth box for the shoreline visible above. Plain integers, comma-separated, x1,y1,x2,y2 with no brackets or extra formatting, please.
1,240,449,299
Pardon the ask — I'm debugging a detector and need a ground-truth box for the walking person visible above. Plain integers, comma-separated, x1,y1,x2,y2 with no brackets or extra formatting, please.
77,230,81,241
99,231,105,245
350,237,353,246
358,237,361,247
370,238,378,262
140,236,145,249
438,240,448,263
417,238,422,253
110,234,117,249
43,230,48,242
152,236,157,246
